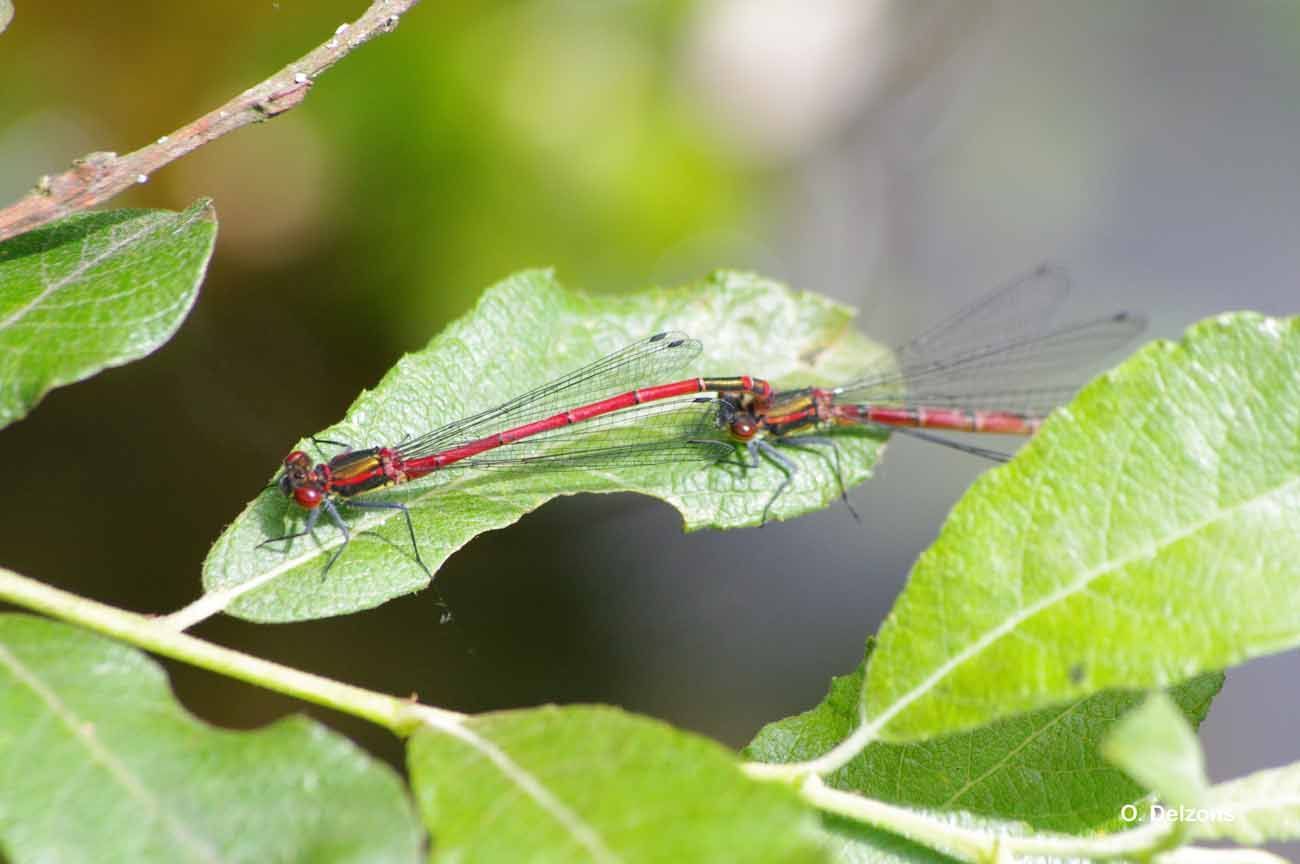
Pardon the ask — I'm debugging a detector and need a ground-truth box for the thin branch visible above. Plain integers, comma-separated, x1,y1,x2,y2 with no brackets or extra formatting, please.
4,562,1289,863
0,0,421,242
0,566,463,737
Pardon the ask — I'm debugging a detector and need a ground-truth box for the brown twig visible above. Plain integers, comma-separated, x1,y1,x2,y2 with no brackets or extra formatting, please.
0,0,421,243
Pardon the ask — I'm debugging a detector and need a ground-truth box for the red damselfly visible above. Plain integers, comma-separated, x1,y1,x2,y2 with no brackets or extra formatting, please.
265,332,771,576
265,266,1143,575
717,265,1146,520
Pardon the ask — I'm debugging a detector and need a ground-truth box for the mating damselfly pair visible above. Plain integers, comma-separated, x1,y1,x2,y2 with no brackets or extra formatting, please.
264,267,1144,578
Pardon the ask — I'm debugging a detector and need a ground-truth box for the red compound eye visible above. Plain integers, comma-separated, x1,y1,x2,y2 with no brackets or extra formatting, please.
284,450,311,469
730,416,758,440
294,486,324,508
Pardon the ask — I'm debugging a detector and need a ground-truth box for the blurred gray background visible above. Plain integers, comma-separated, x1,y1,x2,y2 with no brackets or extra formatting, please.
2,0,1298,851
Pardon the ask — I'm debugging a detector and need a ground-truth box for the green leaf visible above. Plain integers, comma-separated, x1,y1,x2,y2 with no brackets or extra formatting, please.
1101,692,1208,811
0,614,422,864
863,312,1300,740
0,2,12,35
0,201,216,429
204,270,885,622
1194,761,1300,844
746,641,1221,834
408,704,826,862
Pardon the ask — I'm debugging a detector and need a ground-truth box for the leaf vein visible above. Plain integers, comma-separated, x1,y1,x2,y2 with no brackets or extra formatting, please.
868,471,1300,736
0,640,227,863
0,214,171,333
423,714,623,864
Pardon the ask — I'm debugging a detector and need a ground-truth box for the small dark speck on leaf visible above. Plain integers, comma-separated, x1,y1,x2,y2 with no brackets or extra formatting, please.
799,343,830,367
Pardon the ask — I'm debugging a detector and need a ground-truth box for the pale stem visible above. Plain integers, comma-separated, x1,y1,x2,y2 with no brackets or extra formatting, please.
0,566,463,736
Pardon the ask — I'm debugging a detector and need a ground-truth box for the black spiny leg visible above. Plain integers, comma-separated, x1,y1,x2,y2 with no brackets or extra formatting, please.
776,435,861,522
257,504,323,555
751,438,799,526
310,435,353,460
344,498,452,621
319,498,353,580
343,499,431,580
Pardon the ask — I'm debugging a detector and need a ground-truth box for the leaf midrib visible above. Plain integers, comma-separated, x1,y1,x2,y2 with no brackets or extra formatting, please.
869,470,1300,737
0,639,226,863
0,215,173,333
939,698,1087,811
207,453,725,611
431,719,622,863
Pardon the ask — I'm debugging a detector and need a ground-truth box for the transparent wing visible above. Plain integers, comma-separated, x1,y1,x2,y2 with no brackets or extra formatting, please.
825,268,1146,459
401,331,702,458
892,264,1071,368
837,270,1145,414
853,384,1092,416
446,397,735,470
886,426,1014,462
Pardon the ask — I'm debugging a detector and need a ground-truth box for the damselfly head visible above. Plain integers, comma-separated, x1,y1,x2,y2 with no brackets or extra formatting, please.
713,393,760,440
730,414,760,441
283,450,312,470
276,450,325,509
292,485,324,509
717,396,757,440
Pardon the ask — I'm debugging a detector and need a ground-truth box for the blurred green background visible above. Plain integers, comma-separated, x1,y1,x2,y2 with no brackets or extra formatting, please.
3,1,1300,850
